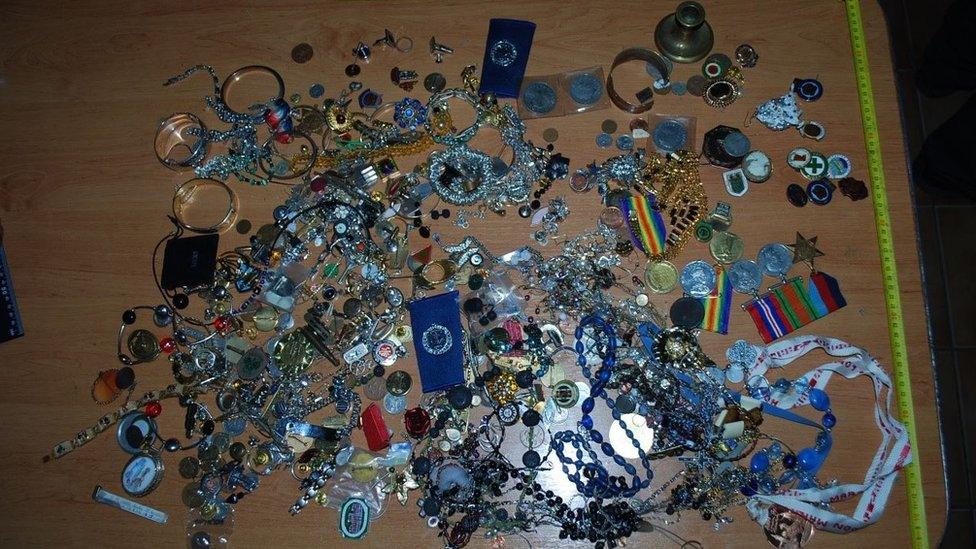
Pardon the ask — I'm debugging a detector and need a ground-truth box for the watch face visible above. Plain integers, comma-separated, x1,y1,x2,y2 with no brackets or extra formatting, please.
122,453,163,497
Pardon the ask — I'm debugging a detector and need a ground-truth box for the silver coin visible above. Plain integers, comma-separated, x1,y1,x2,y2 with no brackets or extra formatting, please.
522,81,558,114
728,259,762,294
569,72,603,105
679,260,717,298
757,243,794,278
383,393,407,414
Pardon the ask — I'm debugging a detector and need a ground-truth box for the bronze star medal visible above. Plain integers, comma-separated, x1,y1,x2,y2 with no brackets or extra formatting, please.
789,232,824,269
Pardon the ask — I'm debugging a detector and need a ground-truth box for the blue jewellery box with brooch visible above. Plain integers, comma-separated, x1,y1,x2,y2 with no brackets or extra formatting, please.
408,290,465,393
479,18,537,98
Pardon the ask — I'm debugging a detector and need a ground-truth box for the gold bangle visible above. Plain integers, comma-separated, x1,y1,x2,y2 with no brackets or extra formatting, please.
172,178,239,234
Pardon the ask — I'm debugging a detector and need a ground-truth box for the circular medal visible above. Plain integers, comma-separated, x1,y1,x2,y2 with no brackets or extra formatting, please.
800,153,829,180
742,150,772,182
827,154,852,179
652,119,687,152
521,81,558,114
127,329,160,362
757,243,794,278
569,72,603,105
386,370,412,396
729,260,763,294
179,456,201,479
364,376,388,401
645,261,679,294
383,393,408,415
787,147,812,169
680,260,717,298
670,297,706,329
121,452,164,498
793,78,823,101
607,413,655,460
222,415,246,437
709,231,745,264
373,340,399,367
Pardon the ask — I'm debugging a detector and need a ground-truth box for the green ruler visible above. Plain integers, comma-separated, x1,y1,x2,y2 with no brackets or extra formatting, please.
844,1,929,547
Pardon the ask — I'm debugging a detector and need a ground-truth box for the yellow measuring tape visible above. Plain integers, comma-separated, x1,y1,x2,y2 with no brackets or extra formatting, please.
843,1,929,547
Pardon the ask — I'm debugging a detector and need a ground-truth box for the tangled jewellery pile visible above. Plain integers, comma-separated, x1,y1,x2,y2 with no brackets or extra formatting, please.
49,18,908,549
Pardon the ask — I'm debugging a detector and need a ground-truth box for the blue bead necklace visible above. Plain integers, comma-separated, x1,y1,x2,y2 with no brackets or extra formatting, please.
551,314,653,498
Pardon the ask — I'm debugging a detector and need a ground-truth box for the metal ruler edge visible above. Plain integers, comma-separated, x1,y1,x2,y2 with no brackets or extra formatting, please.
844,1,929,547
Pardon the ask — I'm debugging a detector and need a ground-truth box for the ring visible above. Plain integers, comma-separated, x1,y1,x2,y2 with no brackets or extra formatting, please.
219,65,285,123
172,178,239,234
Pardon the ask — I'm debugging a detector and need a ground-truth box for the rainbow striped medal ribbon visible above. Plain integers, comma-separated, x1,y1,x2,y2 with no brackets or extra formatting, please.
743,271,847,344
699,266,733,335
619,194,667,256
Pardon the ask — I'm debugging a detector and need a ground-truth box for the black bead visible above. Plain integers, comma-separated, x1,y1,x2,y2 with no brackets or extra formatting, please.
173,294,189,309
431,210,440,220
530,199,541,210
122,310,137,325
373,365,386,377
441,209,450,218
419,226,431,238
413,218,422,227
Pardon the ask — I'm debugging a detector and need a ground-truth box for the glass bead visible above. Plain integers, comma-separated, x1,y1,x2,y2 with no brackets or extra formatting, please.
822,412,836,428
581,397,595,414
808,388,830,411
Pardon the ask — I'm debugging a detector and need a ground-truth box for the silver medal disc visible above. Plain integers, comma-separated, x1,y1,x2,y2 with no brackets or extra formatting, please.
757,243,794,278
728,259,763,294
679,260,717,298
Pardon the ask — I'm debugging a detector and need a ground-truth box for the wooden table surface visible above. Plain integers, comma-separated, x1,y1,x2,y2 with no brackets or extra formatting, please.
0,1,946,547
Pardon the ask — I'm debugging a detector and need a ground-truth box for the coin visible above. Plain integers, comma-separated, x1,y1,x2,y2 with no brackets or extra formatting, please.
757,243,794,277
386,370,412,396
645,261,679,294
601,119,618,133
670,296,706,328
599,206,625,229
383,392,407,414
569,72,603,105
652,119,687,152
291,43,314,64
179,456,200,479
686,74,707,96
521,81,558,114
680,260,717,298
709,231,745,264
423,72,446,93
364,376,388,401
182,482,205,508
728,260,763,294
542,128,559,143
127,329,160,362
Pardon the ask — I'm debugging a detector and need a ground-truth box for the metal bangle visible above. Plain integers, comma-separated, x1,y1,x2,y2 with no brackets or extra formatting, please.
219,65,285,123
172,178,239,234
606,48,671,114
416,259,458,287
154,112,209,171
